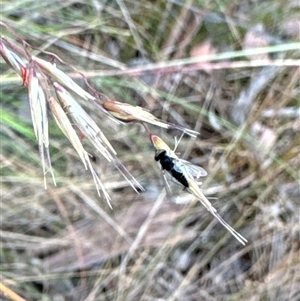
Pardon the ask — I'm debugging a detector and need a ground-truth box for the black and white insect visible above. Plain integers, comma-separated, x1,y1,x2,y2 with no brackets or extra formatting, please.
150,134,248,245
154,149,189,188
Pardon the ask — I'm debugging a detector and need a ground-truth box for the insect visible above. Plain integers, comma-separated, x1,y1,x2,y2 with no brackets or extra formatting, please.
151,134,207,186
155,149,189,188
150,134,248,245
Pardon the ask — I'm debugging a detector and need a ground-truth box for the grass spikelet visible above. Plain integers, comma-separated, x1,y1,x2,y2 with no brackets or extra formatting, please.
0,41,27,80
54,82,116,161
150,133,174,155
102,100,199,137
48,96,112,207
27,68,55,187
54,83,144,193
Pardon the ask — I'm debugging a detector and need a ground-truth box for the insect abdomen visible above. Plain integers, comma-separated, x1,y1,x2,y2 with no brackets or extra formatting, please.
171,169,189,188
155,150,189,188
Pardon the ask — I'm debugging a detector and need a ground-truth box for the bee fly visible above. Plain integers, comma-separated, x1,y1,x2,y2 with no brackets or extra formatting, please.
155,150,189,188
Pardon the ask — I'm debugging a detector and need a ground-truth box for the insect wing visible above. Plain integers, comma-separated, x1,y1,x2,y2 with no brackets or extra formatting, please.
170,156,207,180
181,160,208,179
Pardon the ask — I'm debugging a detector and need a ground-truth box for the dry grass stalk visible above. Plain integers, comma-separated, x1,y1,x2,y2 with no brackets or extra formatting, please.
0,282,27,301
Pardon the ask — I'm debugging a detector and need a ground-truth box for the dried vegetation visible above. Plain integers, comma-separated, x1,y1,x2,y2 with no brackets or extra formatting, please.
0,0,299,301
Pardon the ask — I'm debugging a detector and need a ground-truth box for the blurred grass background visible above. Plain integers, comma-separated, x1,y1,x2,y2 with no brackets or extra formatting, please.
0,0,299,300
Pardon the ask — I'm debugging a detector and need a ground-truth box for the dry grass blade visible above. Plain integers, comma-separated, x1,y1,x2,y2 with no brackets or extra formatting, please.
0,282,27,301
102,100,199,137
111,158,145,193
35,199,196,273
48,96,112,207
